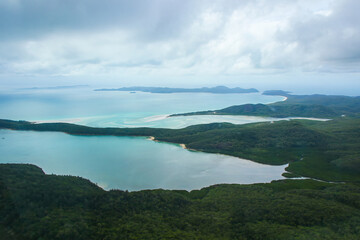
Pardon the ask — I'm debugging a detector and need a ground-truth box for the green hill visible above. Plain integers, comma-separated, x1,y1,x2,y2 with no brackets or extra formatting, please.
1,164,360,240
171,94,360,118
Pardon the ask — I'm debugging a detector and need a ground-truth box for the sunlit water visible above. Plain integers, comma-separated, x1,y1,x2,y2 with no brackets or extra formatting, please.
0,88,288,190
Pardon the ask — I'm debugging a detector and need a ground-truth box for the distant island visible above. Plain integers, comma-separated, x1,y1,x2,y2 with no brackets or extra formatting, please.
262,90,291,96
20,85,89,90
94,86,259,94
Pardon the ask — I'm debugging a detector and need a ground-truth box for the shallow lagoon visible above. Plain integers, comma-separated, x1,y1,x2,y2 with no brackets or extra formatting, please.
0,130,286,191
0,88,284,128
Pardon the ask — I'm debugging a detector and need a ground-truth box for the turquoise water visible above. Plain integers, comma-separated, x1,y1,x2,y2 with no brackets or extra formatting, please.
0,89,288,190
0,88,284,128
0,130,286,191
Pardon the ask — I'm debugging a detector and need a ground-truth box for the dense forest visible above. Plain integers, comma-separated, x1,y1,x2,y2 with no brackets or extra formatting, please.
1,164,360,239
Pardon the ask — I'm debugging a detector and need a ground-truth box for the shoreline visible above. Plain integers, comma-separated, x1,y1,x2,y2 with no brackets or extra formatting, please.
3,117,357,185
34,118,83,124
148,137,190,151
144,134,287,168
148,136,155,141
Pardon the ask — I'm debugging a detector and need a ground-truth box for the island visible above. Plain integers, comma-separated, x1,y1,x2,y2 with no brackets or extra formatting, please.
94,85,259,94
20,85,90,90
262,89,291,96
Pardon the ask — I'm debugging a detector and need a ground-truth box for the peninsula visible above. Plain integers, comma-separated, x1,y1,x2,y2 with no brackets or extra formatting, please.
170,93,360,118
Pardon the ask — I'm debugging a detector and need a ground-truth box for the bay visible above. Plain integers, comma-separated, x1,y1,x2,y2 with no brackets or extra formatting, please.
0,130,286,191
0,88,288,190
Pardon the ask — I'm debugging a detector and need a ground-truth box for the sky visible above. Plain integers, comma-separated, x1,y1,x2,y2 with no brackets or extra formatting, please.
0,0,360,94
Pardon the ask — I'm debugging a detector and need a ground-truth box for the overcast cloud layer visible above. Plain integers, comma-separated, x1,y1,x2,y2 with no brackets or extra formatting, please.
0,0,359,93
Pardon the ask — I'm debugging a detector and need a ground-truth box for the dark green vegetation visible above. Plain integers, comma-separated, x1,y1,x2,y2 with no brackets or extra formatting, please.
171,94,360,118
1,115,360,182
1,164,360,239
154,118,360,182
94,85,259,93
166,94,360,181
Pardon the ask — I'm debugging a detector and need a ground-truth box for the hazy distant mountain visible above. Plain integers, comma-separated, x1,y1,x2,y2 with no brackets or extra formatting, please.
262,90,291,96
95,86,259,94
20,85,89,90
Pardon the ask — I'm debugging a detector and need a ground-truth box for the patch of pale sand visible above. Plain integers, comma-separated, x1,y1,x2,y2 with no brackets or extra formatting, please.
179,143,186,149
141,114,169,122
285,117,331,121
34,118,83,124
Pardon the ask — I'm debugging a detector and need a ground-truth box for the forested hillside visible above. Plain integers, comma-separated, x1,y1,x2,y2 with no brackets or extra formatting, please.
170,94,360,118
1,164,360,240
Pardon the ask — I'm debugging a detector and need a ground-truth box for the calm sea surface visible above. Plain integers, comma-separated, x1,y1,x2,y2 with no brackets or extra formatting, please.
0,88,284,128
0,88,286,190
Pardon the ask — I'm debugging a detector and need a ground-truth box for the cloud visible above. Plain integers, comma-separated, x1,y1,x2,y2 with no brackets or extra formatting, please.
280,0,360,71
0,0,359,83
0,0,201,41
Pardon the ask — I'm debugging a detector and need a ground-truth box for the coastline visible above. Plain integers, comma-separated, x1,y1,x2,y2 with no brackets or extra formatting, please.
145,135,284,167
147,136,199,153
2,115,359,184
34,118,83,124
